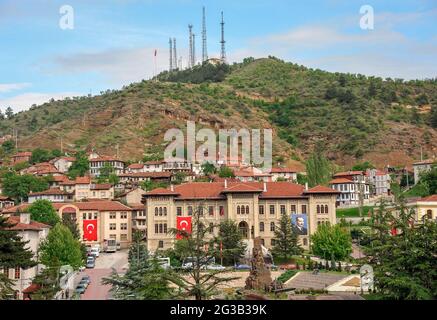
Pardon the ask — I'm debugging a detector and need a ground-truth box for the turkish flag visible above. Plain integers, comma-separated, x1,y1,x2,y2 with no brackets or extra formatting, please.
83,220,97,241
176,217,192,240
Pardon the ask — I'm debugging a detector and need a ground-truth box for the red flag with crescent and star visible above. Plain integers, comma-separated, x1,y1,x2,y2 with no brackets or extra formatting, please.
83,220,97,241
176,217,192,240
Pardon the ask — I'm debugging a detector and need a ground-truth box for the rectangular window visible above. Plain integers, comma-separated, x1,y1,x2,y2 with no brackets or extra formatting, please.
120,212,127,219
94,213,98,219
109,212,116,219
176,207,182,216
219,206,225,216
121,223,128,230
301,205,307,214
110,234,116,240
83,213,86,220
188,206,193,216
259,205,264,215
88,213,92,220
208,206,214,216
14,267,20,279
269,205,275,215
109,223,116,230
291,205,296,214
280,205,286,215
120,234,127,241
158,241,164,249
155,224,159,234
163,224,168,234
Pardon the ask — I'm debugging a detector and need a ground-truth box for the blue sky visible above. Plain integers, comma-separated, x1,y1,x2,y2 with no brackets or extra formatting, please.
0,0,436,112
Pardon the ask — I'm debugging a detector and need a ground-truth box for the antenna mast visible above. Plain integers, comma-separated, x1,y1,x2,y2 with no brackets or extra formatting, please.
169,38,173,71
188,24,193,68
220,11,226,63
173,38,177,70
202,6,208,63
192,33,196,66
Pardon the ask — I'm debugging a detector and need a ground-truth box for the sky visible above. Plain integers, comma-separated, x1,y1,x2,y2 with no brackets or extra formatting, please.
0,0,436,113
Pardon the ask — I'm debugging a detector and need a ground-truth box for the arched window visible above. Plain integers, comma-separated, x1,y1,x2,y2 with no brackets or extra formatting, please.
325,205,329,214
155,207,158,216
260,222,264,232
246,206,250,214
317,205,320,214
159,208,163,216
159,224,163,233
237,206,240,215
163,207,167,216
270,222,275,232
241,206,245,215
322,205,325,214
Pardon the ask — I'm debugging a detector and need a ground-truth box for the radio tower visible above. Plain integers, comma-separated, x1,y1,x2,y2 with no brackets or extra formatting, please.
169,38,173,71
173,38,178,70
202,6,208,63
192,33,196,66
188,25,193,68
220,11,226,63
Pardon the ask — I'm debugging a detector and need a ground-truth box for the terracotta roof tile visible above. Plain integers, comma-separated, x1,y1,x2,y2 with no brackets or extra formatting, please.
419,195,437,202
6,216,50,231
305,185,340,194
329,178,354,184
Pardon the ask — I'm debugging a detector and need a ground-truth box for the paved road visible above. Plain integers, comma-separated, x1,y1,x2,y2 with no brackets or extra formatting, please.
78,250,128,300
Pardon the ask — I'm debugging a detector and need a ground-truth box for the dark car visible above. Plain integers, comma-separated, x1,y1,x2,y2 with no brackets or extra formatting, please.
81,275,91,284
75,284,86,295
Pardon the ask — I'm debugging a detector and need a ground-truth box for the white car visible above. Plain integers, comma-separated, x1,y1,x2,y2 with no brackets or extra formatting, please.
90,248,100,257
204,264,226,271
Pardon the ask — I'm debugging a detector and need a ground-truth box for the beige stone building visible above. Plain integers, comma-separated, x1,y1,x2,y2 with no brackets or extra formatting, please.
143,181,338,252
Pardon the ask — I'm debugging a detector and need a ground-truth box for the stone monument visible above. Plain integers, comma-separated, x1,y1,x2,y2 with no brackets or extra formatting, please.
245,237,273,291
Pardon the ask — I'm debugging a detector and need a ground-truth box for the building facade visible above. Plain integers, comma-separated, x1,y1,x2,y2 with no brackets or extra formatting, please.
143,182,338,252
413,159,436,184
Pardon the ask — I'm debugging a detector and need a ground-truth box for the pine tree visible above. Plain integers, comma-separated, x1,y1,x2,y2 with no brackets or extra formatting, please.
214,220,247,266
128,231,148,268
272,213,303,260
0,215,35,299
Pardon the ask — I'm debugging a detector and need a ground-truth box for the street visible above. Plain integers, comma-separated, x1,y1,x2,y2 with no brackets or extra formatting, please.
78,250,129,300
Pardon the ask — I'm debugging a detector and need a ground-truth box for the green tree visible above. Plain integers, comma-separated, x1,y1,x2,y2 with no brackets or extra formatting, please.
39,224,83,269
67,151,89,179
272,213,303,260
364,200,437,300
352,161,375,171
5,107,13,118
0,215,36,299
97,163,115,183
201,162,217,176
306,148,332,187
28,200,60,226
420,166,437,195
311,223,352,261
1,140,15,154
30,148,52,164
31,267,61,300
62,214,87,261
102,233,171,300
430,105,437,128
214,220,247,266
2,172,49,202
166,205,238,300
218,166,235,178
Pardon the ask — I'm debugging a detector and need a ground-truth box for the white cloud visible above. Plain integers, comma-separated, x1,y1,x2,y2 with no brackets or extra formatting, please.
0,82,32,93
0,92,82,113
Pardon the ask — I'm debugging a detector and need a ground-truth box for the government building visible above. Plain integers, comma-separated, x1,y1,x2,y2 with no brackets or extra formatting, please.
143,181,339,252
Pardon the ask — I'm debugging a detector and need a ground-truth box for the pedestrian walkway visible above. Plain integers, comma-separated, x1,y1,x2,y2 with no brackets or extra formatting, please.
285,272,348,290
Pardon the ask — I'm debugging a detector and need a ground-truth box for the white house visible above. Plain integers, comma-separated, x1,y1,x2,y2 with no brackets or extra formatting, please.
330,171,370,206
28,188,74,203
365,169,391,196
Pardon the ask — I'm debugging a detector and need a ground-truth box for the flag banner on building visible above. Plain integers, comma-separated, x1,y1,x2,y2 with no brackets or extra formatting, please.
83,220,97,241
176,217,192,240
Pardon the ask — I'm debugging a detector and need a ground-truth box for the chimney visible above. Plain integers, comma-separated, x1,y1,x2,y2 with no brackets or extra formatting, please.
305,183,308,191
224,179,228,189
170,184,174,192
263,182,267,192
20,212,31,225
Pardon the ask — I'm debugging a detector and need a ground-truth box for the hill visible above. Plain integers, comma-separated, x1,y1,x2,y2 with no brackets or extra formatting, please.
1,57,436,169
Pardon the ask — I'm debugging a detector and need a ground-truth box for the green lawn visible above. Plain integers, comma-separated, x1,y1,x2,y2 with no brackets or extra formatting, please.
336,206,374,218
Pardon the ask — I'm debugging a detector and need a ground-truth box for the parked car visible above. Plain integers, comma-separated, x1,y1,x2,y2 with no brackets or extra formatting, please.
79,279,89,289
75,284,86,295
90,247,100,257
234,264,251,271
86,257,95,269
81,275,91,285
116,242,121,251
204,264,226,271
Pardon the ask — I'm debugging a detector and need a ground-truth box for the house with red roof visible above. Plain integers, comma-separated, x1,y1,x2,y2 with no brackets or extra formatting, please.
330,171,371,206
143,181,339,252
89,155,125,177
3,213,50,300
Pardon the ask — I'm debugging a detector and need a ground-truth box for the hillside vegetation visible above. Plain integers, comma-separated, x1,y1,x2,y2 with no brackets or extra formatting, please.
1,57,436,168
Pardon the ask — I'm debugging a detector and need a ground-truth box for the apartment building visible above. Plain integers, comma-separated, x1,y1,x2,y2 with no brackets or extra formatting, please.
365,169,391,196
89,156,125,177
28,188,74,203
143,181,338,252
330,171,370,206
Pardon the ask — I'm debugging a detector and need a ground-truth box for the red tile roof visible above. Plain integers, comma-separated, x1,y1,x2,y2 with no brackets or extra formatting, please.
334,171,363,177
29,188,73,196
419,195,437,202
128,163,145,169
329,178,354,184
144,161,164,165
305,185,340,194
119,172,172,178
4,201,132,213
90,183,113,190
6,216,50,231
75,176,91,184
146,182,324,199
